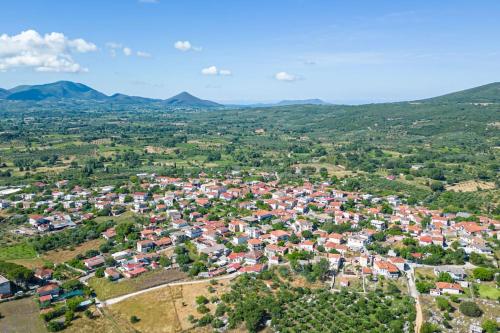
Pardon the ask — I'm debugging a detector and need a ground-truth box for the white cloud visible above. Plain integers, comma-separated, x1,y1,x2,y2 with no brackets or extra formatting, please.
219,69,232,76
123,47,132,56
136,51,151,58
201,65,218,75
275,71,298,82
201,66,232,76
174,40,201,52
0,29,96,72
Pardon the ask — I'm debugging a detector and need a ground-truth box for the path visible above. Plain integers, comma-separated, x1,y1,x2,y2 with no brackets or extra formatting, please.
101,273,238,306
406,267,423,333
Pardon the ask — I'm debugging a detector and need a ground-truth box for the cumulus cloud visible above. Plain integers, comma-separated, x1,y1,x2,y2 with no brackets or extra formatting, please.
275,71,298,82
106,42,150,58
123,47,132,56
0,29,96,72
201,65,218,75
174,40,201,52
201,66,232,76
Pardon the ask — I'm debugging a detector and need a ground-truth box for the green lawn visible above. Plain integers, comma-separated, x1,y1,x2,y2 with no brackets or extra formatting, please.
478,284,500,300
94,211,136,224
0,242,37,261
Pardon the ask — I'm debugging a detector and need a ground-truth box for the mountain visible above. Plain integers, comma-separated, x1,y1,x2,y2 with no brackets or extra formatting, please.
275,98,330,106
243,98,330,107
421,82,500,103
6,81,108,101
164,91,221,107
0,88,9,99
109,93,159,104
0,81,222,107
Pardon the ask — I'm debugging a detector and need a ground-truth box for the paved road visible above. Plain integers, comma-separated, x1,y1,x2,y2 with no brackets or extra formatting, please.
101,273,239,306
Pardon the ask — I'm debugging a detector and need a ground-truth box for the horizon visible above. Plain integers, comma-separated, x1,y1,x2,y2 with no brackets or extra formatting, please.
1,1,500,103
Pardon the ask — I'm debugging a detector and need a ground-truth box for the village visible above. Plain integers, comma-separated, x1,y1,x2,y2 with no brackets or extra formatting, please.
0,172,498,332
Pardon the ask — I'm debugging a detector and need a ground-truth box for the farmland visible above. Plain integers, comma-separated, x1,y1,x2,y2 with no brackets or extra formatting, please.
0,297,46,333
88,269,187,300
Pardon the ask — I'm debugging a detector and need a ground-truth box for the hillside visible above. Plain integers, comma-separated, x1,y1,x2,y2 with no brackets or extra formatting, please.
164,91,221,107
6,81,108,101
422,82,500,103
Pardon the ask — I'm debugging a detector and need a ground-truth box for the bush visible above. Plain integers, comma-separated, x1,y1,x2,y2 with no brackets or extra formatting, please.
420,322,441,333
47,321,65,332
95,267,105,278
435,296,451,312
130,315,140,323
195,295,209,305
472,267,494,281
482,319,499,333
459,301,482,317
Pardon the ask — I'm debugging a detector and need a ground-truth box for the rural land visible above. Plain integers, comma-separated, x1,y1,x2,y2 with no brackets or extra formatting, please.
0,80,498,333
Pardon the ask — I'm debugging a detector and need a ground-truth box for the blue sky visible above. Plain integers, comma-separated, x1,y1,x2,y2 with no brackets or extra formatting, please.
1,0,500,103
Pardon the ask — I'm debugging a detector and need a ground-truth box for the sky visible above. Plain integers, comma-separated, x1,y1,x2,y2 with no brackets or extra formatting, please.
1,0,500,104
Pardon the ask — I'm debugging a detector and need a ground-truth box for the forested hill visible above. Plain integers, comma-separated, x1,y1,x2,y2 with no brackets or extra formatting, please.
420,82,500,104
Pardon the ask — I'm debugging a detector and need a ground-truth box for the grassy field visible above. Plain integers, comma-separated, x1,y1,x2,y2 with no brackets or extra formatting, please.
94,211,136,224
88,269,187,300
0,297,46,333
41,238,104,264
0,242,37,261
109,280,231,333
477,283,500,300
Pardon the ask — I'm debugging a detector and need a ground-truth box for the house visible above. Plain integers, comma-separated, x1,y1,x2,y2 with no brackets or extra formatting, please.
269,230,289,244
137,240,155,253
34,268,53,281
435,282,463,295
245,251,264,265
239,264,266,274
102,227,116,240
37,283,60,297
123,267,147,279
248,238,264,251
83,255,105,270
299,240,315,252
347,236,367,250
387,257,406,271
155,237,172,249
373,261,399,279
325,253,342,270
0,275,11,297
104,268,121,280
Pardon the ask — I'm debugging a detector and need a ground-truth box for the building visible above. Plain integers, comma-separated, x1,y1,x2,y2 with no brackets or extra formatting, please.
0,275,11,297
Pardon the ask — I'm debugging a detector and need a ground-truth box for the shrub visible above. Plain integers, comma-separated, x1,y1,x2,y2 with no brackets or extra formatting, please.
459,301,482,317
435,296,451,312
472,267,494,281
482,319,499,333
130,315,140,323
420,322,441,333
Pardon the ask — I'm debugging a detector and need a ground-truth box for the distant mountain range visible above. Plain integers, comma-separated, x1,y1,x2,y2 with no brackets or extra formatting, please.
1,80,499,108
0,81,222,108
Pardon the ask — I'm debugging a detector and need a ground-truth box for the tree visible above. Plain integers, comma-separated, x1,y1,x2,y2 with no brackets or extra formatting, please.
416,281,434,294
95,267,105,278
130,315,140,323
459,301,482,317
437,272,454,283
473,267,494,281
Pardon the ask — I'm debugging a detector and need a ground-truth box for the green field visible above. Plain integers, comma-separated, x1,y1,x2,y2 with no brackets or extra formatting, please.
0,243,37,261
478,284,500,300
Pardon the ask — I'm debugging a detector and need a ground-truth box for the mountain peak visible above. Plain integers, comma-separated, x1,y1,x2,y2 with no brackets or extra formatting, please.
165,91,221,107
6,80,108,101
